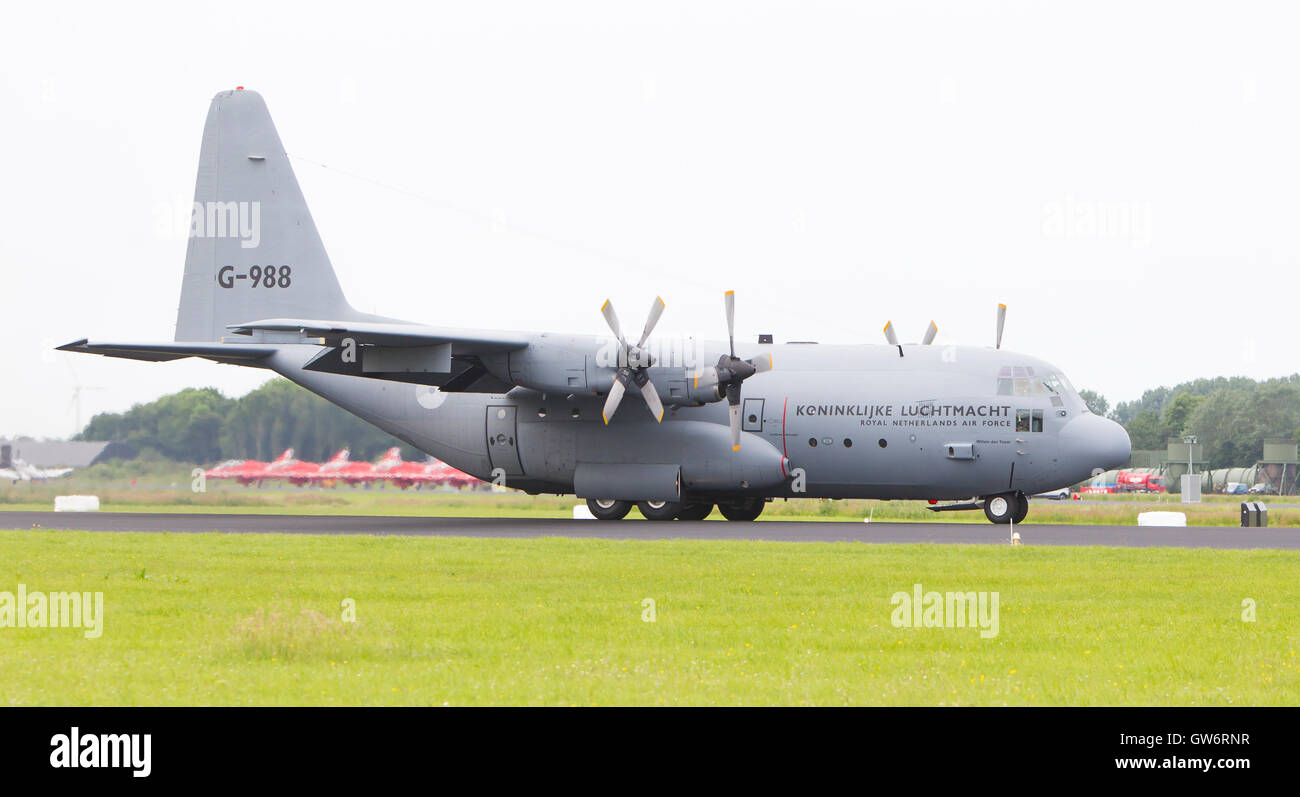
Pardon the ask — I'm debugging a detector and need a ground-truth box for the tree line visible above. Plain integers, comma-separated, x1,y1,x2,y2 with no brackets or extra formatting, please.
1096,374,1300,468
77,379,421,464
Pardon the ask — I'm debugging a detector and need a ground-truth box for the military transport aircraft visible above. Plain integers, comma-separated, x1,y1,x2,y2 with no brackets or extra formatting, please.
60,89,1130,523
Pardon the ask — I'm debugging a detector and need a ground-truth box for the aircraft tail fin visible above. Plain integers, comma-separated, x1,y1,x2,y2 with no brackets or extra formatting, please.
273,448,295,464
175,89,390,342
326,448,350,465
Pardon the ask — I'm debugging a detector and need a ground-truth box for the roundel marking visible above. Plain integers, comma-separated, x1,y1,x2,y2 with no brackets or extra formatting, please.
415,385,448,410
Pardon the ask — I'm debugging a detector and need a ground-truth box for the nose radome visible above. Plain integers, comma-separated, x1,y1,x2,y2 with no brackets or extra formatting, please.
1060,412,1131,474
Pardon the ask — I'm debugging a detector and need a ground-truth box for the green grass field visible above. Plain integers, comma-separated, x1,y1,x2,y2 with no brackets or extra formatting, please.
1,529,1297,705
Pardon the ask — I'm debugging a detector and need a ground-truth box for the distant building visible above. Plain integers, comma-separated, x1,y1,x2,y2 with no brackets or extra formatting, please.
0,439,135,469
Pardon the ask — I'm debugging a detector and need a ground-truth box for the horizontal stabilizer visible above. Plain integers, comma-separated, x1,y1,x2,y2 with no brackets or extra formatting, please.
57,339,277,366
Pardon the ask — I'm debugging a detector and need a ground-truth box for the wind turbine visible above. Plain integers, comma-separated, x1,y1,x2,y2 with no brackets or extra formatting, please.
63,357,104,438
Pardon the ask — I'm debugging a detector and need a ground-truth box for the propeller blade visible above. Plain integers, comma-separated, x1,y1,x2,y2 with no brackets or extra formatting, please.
694,365,720,389
747,353,773,373
601,375,626,425
921,321,938,345
601,299,627,348
636,296,666,348
883,321,899,346
729,402,742,451
725,290,736,358
996,303,1007,349
639,378,665,422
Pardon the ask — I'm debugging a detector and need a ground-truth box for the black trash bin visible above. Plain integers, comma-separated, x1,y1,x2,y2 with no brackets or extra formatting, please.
1240,502,1269,527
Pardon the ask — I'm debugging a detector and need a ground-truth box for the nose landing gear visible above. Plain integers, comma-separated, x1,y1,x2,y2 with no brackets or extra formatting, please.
982,492,1028,524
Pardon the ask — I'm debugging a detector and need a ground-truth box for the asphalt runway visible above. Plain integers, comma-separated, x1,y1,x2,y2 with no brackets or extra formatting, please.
2,511,1297,549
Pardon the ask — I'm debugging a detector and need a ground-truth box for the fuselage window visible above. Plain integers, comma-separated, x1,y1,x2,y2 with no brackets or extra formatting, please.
1016,409,1031,432
1031,409,1043,433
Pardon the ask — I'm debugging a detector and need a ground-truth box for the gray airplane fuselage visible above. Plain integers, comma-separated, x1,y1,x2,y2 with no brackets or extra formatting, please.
265,336,1128,503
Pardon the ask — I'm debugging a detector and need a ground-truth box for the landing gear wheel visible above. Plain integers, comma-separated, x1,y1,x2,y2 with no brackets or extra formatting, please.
587,498,632,520
982,492,1021,525
637,500,681,521
676,502,714,521
1012,493,1029,524
718,498,765,522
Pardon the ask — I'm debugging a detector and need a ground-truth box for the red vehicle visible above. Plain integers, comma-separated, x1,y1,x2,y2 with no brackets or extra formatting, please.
205,449,295,486
1115,470,1167,493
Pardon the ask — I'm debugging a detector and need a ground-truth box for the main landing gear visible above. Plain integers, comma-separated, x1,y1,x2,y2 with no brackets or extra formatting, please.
982,491,1029,525
586,498,763,521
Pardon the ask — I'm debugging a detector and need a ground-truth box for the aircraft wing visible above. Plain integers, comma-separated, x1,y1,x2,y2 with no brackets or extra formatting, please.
31,467,73,479
56,340,279,366
226,319,529,353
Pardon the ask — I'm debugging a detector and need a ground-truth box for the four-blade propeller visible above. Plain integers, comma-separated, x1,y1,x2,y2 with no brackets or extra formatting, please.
600,296,667,424
693,291,774,451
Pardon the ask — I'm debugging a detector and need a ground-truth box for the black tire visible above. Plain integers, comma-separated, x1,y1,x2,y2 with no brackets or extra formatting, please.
1012,493,1029,524
718,498,765,522
587,498,632,520
637,500,681,521
676,502,714,521
982,492,1020,525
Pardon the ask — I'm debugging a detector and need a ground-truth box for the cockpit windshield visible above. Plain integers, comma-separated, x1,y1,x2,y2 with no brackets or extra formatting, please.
996,366,1077,400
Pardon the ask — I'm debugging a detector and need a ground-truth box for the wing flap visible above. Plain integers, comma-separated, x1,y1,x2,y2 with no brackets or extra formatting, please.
226,318,529,353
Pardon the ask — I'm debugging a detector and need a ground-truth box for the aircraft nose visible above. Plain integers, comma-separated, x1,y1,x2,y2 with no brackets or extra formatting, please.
1060,412,1131,475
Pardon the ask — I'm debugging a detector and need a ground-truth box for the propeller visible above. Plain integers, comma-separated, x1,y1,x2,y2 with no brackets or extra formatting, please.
600,296,667,424
921,320,938,346
996,303,1007,349
882,320,938,345
694,291,774,451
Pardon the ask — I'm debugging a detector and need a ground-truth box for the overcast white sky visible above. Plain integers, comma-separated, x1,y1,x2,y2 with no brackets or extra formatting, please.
2,1,1297,439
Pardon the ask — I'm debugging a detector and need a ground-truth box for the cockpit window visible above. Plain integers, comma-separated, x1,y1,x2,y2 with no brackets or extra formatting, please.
997,368,1076,399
